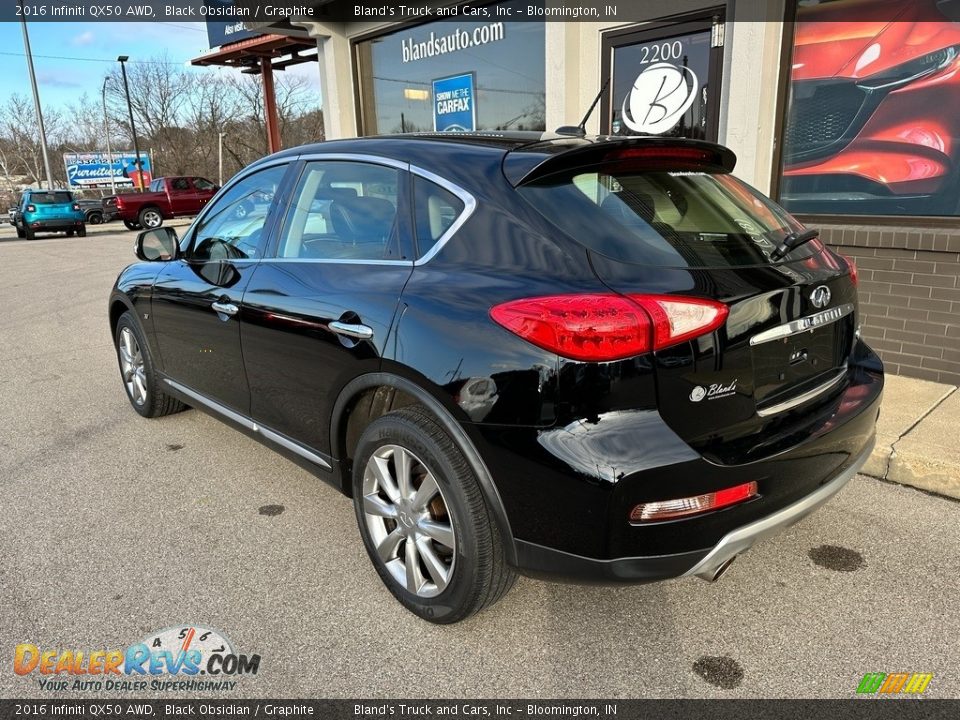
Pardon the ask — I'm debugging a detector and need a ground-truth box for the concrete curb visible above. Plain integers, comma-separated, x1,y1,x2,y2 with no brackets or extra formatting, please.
861,376,960,500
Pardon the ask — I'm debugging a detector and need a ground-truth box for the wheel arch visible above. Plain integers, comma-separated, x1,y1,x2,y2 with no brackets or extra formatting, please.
108,294,135,338
331,372,517,565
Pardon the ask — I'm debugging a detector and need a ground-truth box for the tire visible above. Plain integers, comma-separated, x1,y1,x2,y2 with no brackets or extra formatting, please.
123,220,141,231
138,207,163,229
352,406,516,624
16,226,25,238
114,311,186,418
24,226,35,240
77,225,87,238
87,212,103,225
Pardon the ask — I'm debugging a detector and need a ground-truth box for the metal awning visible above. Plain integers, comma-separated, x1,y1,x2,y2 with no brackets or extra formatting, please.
190,34,318,74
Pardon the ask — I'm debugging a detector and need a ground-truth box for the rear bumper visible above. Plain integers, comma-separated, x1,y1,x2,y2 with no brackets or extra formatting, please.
478,344,884,584
681,435,873,581
513,436,873,583
25,218,84,229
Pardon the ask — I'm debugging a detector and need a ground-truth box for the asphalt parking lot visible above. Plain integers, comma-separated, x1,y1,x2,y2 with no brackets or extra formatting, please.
1,224,959,700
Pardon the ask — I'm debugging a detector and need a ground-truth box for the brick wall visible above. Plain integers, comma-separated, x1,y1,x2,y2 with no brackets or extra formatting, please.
818,224,960,386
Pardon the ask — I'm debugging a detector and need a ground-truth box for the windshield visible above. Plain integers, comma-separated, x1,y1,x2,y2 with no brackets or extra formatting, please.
518,169,817,268
30,192,73,205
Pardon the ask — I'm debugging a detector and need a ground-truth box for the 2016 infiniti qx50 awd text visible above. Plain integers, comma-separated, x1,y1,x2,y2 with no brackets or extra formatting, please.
109,132,882,623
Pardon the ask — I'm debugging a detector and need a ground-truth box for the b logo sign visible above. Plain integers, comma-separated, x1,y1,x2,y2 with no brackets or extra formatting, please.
621,63,699,134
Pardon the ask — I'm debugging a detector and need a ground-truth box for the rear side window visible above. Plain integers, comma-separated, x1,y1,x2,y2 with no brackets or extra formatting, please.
518,169,814,268
412,176,465,259
29,192,73,205
171,178,190,191
276,161,401,261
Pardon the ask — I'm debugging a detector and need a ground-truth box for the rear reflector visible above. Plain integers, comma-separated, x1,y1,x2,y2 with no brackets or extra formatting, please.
629,481,758,523
490,293,727,362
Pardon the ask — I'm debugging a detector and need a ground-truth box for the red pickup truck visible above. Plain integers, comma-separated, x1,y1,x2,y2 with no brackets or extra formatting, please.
104,176,218,231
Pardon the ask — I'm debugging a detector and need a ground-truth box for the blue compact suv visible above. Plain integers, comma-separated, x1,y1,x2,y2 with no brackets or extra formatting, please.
15,189,86,239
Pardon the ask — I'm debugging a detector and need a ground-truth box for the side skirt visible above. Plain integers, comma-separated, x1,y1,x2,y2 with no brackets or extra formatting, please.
160,375,343,491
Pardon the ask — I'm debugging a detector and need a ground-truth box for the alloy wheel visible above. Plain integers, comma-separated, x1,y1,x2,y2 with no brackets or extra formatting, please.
143,210,162,228
362,444,456,598
118,327,147,406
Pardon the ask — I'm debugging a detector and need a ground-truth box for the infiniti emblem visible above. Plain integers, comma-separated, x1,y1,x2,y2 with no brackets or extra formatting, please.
810,285,831,309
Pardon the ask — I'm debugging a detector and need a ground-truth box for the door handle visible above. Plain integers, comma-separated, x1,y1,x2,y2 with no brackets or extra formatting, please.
329,321,374,340
211,301,238,316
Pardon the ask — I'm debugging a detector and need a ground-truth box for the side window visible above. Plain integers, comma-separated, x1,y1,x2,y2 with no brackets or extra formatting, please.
412,176,465,259
193,177,216,191
149,180,161,192
189,164,287,262
171,178,190,191
276,161,400,260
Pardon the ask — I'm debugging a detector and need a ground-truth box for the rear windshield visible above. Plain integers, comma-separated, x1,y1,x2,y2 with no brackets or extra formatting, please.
30,192,73,205
517,169,817,268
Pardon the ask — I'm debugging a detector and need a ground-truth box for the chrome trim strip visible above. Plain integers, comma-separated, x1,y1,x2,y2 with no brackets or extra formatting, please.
257,425,333,469
249,157,475,267
163,378,332,470
295,152,410,171
756,367,848,418
750,303,854,346
165,379,254,431
409,165,478,266
682,436,875,581
256,258,412,266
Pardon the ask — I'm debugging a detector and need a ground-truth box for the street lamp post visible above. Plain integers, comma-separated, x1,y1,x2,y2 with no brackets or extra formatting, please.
101,77,117,195
116,55,144,192
19,0,54,190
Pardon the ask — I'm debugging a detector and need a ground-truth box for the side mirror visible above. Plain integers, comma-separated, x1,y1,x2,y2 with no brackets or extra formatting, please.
135,227,179,262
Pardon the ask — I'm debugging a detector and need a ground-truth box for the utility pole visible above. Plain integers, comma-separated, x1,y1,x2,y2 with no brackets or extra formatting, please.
218,132,224,186
117,55,144,192
19,0,54,190
101,77,116,195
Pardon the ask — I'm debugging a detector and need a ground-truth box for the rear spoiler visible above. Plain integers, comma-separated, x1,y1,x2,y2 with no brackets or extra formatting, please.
502,136,737,187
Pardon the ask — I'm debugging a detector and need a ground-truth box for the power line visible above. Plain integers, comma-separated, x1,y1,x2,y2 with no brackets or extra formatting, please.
0,51,192,66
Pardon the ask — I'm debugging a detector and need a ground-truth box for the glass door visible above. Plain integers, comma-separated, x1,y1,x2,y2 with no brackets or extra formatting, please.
601,10,725,141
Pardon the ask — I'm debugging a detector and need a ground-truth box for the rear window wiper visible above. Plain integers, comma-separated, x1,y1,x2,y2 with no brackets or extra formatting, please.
770,228,819,261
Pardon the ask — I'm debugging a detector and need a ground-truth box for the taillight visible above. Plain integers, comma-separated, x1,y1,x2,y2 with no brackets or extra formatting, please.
26,204,36,212
114,197,124,209
72,203,81,211
842,255,858,287
629,481,758,523
489,293,728,362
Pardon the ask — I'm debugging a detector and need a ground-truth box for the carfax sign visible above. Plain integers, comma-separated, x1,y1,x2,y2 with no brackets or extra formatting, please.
432,73,476,132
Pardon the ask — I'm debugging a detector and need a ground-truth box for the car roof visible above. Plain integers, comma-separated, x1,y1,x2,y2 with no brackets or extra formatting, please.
249,132,736,191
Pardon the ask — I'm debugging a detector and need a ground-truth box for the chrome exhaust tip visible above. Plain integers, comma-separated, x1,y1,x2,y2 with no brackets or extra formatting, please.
696,556,737,583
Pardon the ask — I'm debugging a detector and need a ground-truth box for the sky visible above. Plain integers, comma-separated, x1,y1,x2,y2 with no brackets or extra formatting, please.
0,21,322,112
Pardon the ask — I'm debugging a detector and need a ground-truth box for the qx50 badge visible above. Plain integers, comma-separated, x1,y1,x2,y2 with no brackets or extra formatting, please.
690,379,738,402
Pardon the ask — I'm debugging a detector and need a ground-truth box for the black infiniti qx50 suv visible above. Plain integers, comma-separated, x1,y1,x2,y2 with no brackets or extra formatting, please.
109,132,882,623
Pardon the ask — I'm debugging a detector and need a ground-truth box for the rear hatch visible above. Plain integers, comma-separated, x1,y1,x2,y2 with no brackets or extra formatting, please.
28,191,78,220
508,139,859,464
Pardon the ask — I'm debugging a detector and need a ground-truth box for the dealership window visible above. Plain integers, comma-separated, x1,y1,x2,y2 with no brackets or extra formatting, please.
355,0,545,135
778,0,960,217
